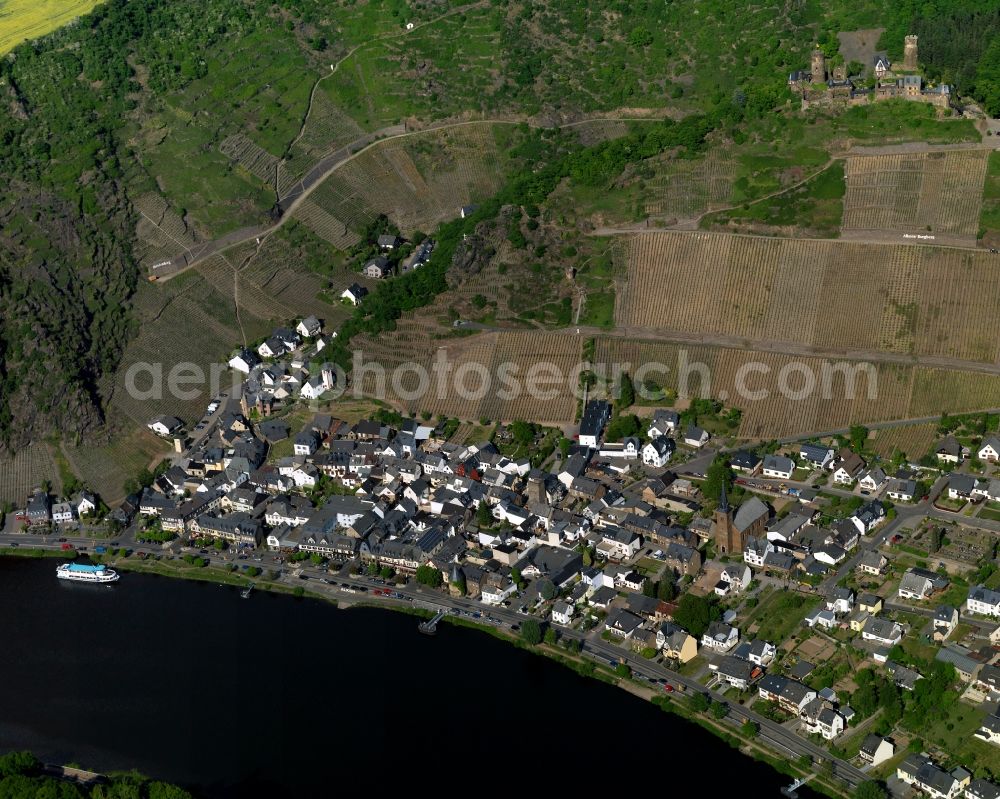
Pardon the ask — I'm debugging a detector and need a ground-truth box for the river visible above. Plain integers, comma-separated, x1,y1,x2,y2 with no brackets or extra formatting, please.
0,558,822,797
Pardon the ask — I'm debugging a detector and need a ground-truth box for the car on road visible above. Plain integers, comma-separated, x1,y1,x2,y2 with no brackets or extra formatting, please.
58,537,67,543
60,543,72,550
663,684,675,693
8,542,18,548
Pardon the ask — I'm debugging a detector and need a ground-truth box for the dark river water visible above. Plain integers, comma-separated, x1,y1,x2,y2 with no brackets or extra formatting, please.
0,558,821,797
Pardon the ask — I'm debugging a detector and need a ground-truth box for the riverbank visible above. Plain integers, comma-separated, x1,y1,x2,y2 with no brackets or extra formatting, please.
0,550,846,798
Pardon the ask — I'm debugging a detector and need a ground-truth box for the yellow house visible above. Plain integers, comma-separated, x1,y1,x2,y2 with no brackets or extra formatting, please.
858,592,883,615
849,610,871,632
658,623,698,663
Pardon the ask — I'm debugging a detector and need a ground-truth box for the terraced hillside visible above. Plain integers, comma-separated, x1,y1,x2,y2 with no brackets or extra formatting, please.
842,149,989,240
617,232,1000,364
298,123,510,238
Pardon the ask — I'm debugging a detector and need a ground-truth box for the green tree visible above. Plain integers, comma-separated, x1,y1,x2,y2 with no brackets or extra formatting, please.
615,662,632,678
701,455,734,506
0,751,39,777
741,720,758,737
672,593,719,638
618,372,636,410
476,501,493,528
539,579,557,601
853,781,887,799
544,627,558,646
512,567,525,589
415,565,443,588
710,700,728,719
850,425,869,452
510,420,535,446
691,692,710,713
657,578,677,601
520,618,542,645
642,578,655,597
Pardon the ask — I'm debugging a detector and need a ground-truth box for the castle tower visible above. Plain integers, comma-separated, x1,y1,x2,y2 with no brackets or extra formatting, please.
713,484,737,555
904,35,918,71
811,48,826,83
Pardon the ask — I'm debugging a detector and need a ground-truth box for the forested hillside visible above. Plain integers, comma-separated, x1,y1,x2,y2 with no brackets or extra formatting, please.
1,0,999,451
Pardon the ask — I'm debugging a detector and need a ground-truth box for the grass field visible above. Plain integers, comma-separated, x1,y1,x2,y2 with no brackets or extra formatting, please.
0,0,101,54
617,232,1000,364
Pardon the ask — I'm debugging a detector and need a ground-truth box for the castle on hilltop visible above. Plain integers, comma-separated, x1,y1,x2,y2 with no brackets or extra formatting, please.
788,34,952,111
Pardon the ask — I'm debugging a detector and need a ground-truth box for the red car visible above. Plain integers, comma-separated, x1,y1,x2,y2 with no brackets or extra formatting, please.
663,684,674,693
60,543,72,550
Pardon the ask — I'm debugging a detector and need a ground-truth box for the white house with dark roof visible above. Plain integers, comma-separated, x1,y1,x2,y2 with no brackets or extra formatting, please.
683,424,709,448
859,734,894,766
641,436,674,467
296,315,322,338
700,621,739,652
980,437,1000,462
762,455,794,480
646,409,678,438
968,585,1000,618
340,283,368,305
799,444,834,470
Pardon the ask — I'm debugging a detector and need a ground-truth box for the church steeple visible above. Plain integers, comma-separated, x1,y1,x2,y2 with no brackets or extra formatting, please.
719,483,730,513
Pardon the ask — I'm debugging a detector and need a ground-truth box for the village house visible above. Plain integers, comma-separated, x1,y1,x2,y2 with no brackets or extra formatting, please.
857,550,887,576
363,255,391,279
896,754,968,799
859,734,895,767
729,451,762,474
641,436,675,468
800,702,845,740
968,585,1000,618
936,435,963,464
980,437,1000,462
948,474,979,501
975,715,1000,746
762,455,794,480
551,601,573,626
578,400,611,449
147,415,183,437
831,450,865,485
799,444,834,470
858,467,887,494
886,478,917,502
605,608,645,639
713,655,758,691
933,606,959,641
861,617,904,647
340,283,368,305
656,622,698,663
682,424,709,448
757,675,817,716
700,621,739,652
898,567,948,601
646,409,679,438
295,315,322,338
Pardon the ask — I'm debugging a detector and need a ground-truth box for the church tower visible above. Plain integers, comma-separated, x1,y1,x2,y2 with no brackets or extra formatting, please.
810,48,826,83
904,35,918,71
713,485,737,554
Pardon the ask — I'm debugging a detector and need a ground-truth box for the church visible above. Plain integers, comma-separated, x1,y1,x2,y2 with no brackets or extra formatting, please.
713,486,770,555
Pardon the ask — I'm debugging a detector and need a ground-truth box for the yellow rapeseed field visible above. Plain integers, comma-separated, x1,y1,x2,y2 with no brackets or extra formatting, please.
0,0,102,54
